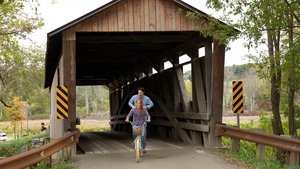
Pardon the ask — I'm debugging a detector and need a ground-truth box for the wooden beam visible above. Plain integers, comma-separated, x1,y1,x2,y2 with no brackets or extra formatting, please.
175,67,190,112
150,112,209,120
150,121,209,132
146,90,193,143
62,31,76,131
176,122,209,132
209,40,226,148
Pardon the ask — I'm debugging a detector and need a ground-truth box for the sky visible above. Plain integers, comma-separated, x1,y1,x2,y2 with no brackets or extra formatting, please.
30,0,251,66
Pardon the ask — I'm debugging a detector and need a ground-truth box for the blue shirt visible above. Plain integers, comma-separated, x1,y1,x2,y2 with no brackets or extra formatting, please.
128,95,154,109
126,108,149,126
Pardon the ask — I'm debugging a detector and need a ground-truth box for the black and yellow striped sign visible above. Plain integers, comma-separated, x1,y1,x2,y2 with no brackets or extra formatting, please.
232,81,243,113
56,85,68,119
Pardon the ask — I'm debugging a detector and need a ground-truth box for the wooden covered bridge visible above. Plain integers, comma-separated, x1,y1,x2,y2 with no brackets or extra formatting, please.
45,0,237,150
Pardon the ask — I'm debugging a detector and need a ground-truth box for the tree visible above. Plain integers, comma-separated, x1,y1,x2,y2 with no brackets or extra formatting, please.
206,0,300,162
0,0,44,107
206,0,300,136
4,97,26,139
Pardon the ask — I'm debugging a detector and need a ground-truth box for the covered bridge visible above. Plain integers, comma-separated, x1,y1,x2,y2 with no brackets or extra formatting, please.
45,0,237,148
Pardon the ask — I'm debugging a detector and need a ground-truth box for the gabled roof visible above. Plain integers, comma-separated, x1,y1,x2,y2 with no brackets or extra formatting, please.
45,0,238,89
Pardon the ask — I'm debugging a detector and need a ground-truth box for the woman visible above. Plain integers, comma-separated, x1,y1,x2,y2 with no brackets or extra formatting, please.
125,99,151,153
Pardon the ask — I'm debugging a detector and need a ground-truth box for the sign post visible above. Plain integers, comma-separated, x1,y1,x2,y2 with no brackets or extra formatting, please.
56,85,68,119
232,81,243,128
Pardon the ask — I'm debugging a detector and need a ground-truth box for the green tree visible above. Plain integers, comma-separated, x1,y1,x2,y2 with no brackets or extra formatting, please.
206,0,300,136
4,97,26,139
206,0,300,162
0,0,44,107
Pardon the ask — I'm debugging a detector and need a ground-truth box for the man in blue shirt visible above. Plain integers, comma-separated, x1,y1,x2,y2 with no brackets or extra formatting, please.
128,87,154,110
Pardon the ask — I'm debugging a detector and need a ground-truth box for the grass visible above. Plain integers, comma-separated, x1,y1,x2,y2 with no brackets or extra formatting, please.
76,119,110,132
219,117,300,169
36,159,73,169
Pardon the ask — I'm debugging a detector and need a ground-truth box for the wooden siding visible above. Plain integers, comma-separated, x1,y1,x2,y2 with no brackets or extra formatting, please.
71,0,200,32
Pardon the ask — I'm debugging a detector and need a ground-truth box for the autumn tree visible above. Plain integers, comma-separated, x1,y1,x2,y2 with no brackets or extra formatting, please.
4,97,26,139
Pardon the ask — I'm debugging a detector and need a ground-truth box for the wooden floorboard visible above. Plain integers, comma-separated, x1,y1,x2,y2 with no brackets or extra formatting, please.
78,131,183,154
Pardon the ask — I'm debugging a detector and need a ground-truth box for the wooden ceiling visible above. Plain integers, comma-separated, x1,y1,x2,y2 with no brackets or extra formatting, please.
75,31,207,87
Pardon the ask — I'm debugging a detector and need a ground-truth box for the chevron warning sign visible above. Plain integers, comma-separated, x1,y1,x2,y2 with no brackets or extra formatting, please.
56,85,68,119
232,81,243,114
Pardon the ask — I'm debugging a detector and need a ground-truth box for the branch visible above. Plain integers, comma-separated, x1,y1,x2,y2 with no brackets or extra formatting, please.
0,99,11,108
0,74,5,86
0,30,23,36
283,0,300,24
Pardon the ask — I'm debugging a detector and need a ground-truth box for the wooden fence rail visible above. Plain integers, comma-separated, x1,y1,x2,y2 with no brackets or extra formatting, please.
0,130,80,169
110,112,210,132
215,123,300,153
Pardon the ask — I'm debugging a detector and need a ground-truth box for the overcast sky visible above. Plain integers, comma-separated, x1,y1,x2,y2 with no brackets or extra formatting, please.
30,0,251,66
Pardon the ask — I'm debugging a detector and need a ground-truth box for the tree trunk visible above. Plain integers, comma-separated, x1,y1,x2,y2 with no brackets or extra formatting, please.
268,30,283,136
288,13,295,136
85,87,89,114
14,123,16,140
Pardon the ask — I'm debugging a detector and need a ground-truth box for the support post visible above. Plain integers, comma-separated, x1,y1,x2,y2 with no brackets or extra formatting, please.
208,41,226,148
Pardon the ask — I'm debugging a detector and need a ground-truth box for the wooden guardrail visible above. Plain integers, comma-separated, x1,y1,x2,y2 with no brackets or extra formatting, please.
215,123,300,153
0,130,80,169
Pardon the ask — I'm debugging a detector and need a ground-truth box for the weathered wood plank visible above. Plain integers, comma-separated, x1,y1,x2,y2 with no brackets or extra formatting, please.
133,0,141,31
128,0,134,31
151,112,209,120
175,67,190,112
62,33,76,130
149,0,156,31
174,112,209,120
177,122,209,132
140,0,145,31
171,2,176,30
155,0,161,31
175,6,181,31
101,11,109,31
164,0,172,30
150,121,209,132
107,8,114,31
112,6,118,31
191,52,207,113
92,15,98,32
159,0,165,31
117,3,125,31
123,1,129,31
209,41,226,147
144,0,150,30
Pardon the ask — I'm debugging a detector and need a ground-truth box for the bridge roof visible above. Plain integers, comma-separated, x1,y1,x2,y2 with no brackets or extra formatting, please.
44,0,238,89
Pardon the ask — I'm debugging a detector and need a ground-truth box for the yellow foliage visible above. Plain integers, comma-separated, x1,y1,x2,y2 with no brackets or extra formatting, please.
4,97,26,124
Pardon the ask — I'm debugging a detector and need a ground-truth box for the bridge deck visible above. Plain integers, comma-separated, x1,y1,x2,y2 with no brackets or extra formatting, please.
74,132,244,169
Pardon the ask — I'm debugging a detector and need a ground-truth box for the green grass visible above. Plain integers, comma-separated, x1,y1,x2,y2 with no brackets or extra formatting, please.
220,116,300,169
36,159,73,169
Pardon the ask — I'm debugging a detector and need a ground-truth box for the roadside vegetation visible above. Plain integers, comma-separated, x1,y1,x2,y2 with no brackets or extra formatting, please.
220,114,300,169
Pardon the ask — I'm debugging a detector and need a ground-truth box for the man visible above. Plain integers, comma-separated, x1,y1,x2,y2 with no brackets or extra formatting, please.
128,87,154,110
